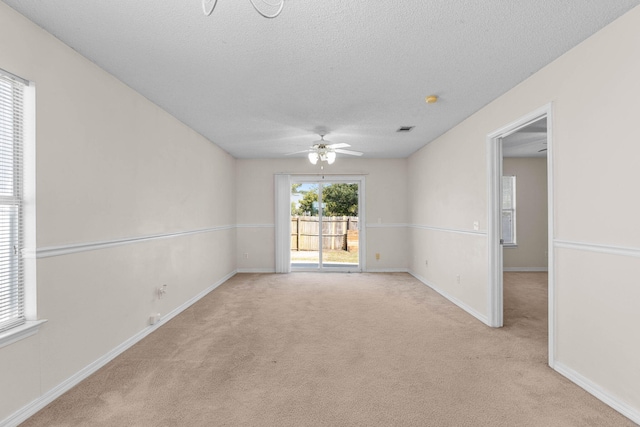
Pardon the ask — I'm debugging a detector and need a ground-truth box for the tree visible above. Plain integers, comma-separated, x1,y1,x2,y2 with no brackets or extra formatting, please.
322,183,358,216
294,186,318,216
291,183,358,217
291,183,305,215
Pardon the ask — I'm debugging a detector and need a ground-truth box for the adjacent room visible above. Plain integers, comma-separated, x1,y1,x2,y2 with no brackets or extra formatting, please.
1,1,639,426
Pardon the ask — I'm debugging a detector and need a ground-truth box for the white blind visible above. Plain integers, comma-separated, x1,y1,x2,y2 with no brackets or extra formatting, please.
501,176,516,245
0,71,25,333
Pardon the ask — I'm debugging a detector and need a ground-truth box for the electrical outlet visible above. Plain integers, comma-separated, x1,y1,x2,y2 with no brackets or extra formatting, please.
375,253,380,261
149,313,161,325
244,253,249,259
456,275,461,284
425,259,428,266
473,221,479,231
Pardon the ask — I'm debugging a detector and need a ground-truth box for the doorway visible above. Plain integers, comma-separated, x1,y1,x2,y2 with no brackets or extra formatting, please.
290,179,362,272
487,104,555,366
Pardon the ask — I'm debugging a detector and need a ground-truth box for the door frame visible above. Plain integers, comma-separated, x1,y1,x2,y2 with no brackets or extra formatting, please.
289,174,366,273
486,103,555,367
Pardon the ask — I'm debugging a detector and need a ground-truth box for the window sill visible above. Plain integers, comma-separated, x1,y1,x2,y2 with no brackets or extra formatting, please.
0,320,47,350
503,244,518,248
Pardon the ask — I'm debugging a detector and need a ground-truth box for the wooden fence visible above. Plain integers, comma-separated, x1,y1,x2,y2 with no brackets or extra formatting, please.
291,216,359,251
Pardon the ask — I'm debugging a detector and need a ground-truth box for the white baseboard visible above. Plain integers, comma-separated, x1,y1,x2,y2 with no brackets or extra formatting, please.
236,269,413,274
554,362,640,425
408,273,639,424
0,270,237,427
503,267,548,272
236,268,276,273
408,271,489,325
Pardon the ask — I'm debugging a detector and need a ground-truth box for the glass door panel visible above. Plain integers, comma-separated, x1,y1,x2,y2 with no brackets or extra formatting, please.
290,180,360,271
290,182,320,268
320,182,359,269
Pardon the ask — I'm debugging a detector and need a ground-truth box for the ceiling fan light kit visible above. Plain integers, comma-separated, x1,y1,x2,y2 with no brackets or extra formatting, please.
287,134,363,166
307,147,335,165
202,0,284,18
326,151,336,164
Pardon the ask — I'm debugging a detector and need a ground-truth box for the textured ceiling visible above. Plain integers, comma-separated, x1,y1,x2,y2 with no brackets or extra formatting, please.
3,1,639,159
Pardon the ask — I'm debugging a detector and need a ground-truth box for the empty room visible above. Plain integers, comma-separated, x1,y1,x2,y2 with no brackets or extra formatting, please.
1,1,639,426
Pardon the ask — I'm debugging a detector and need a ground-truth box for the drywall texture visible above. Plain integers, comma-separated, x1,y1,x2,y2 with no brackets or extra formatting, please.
407,115,488,318
555,248,640,407
2,0,639,423
235,158,409,272
502,158,548,270
410,228,488,321
408,4,640,420
0,3,236,422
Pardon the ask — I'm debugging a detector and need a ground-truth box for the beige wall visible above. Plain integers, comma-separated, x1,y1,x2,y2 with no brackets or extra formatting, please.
503,158,548,270
2,0,640,424
408,4,640,418
407,128,488,318
0,3,236,422
236,158,409,272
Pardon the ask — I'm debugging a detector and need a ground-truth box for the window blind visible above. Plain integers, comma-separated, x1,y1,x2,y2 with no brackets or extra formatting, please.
0,71,25,333
501,175,516,245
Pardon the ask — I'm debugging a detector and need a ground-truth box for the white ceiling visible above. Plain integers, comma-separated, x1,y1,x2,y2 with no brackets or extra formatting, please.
3,1,639,159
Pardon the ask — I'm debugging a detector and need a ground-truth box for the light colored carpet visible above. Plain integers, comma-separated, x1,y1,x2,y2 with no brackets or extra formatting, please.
21,272,636,426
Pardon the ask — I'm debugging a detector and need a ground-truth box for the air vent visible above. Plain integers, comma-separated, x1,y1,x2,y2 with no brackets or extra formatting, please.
397,126,414,132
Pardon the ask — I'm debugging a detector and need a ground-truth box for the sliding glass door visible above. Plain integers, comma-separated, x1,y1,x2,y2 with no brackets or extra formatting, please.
290,180,360,271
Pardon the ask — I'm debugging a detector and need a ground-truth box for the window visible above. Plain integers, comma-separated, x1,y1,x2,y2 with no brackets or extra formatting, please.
502,175,516,246
0,70,26,333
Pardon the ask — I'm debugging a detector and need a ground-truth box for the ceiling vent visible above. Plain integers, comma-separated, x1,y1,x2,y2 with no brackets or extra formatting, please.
397,126,415,132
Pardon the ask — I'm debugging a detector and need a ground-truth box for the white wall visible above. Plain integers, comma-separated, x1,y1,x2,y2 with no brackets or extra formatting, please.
236,158,409,272
408,4,640,420
407,120,488,320
503,158,548,270
2,0,640,423
0,3,236,423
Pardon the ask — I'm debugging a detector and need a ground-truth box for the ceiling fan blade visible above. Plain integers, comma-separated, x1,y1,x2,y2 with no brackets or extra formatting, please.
335,148,363,156
327,142,350,149
285,149,311,156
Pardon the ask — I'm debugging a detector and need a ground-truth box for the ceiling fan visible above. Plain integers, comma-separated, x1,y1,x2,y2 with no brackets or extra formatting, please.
538,141,548,153
287,135,363,165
